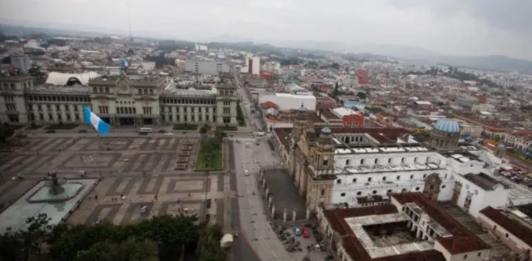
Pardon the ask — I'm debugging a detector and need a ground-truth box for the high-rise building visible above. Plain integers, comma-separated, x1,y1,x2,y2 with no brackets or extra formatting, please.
10,54,32,74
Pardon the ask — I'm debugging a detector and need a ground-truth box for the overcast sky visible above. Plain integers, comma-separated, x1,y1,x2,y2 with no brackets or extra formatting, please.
1,0,531,59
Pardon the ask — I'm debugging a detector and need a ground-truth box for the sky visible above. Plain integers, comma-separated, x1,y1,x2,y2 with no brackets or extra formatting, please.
0,0,531,59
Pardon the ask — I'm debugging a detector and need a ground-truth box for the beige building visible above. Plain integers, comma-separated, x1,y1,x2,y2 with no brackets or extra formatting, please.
0,73,239,127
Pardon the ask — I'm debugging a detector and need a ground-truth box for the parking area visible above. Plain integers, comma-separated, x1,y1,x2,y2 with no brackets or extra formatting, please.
262,169,307,221
270,220,333,261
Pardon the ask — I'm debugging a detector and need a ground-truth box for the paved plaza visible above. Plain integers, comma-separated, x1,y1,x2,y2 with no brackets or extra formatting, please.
0,135,236,229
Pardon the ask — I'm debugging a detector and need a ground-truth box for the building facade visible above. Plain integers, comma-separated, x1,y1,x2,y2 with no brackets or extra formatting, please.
184,60,231,75
0,74,239,127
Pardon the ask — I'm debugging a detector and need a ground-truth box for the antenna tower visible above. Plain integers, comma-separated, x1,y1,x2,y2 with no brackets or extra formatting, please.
127,0,133,42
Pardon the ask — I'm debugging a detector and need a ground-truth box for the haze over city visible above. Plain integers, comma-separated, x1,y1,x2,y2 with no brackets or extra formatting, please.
3,1,532,261
1,0,531,59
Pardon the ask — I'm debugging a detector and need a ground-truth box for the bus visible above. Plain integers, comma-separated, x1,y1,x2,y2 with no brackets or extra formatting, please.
139,127,152,134
254,132,266,137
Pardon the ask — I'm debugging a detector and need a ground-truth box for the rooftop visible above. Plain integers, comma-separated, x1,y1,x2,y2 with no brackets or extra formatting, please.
392,193,490,254
463,173,508,191
26,84,92,94
161,83,217,98
480,207,532,247
323,203,447,261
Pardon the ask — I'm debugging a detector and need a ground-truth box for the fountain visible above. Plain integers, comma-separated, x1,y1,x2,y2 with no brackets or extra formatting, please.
27,172,85,203
0,172,96,234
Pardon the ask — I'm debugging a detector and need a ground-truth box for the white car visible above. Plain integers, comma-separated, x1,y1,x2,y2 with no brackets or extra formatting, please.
244,170,250,176
164,132,173,136
245,143,250,148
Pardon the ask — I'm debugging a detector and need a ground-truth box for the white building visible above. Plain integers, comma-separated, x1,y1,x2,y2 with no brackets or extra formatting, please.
240,56,260,75
184,60,232,75
453,173,511,218
258,93,316,111
10,54,32,74
330,135,456,205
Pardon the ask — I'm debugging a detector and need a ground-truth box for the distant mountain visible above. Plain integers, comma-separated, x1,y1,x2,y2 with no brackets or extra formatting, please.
268,40,532,73
206,35,253,43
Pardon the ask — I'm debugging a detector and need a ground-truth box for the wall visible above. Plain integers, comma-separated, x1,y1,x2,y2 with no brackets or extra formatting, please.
258,93,316,111
447,158,486,175
434,241,490,261
454,175,510,218
477,213,532,254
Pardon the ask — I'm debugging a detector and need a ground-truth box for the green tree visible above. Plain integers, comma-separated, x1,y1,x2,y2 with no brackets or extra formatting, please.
236,102,245,126
74,241,120,261
0,227,25,261
0,213,52,261
119,238,159,261
356,91,367,100
332,82,340,100
0,124,14,143
197,224,225,261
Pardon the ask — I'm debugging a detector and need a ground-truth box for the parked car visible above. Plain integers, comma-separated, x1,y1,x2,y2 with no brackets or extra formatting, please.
294,227,302,236
244,170,249,176
301,227,310,238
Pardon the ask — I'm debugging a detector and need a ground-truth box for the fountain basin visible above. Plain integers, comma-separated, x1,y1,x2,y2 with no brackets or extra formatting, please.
0,179,96,234
27,182,85,203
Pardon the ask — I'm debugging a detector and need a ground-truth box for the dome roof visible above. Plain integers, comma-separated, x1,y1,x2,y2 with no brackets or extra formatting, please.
321,125,332,134
298,103,306,112
434,119,460,133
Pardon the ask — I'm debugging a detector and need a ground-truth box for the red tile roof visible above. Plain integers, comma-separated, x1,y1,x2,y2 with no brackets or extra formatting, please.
323,204,447,261
392,193,490,254
261,101,279,109
273,128,291,151
480,207,532,247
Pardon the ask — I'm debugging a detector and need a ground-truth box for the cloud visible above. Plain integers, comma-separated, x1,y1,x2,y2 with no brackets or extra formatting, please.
0,0,531,59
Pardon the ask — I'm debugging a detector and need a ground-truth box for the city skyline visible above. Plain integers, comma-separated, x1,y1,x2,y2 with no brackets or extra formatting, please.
1,0,531,60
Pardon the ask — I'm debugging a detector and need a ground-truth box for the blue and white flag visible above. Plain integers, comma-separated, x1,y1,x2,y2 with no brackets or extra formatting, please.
120,58,129,70
83,106,110,135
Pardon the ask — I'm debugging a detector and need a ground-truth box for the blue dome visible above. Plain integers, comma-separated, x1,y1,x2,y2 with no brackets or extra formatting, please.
298,103,306,112
321,125,332,134
434,119,460,133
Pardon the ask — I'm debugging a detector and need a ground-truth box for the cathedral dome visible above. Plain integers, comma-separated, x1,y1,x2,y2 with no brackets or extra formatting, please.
434,119,460,133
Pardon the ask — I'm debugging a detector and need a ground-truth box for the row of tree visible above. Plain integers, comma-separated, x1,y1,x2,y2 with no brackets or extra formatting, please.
0,123,15,143
0,213,226,261
236,102,245,126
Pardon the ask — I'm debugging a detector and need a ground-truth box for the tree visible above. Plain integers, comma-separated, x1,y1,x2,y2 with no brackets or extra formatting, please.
356,92,367,100
200,124,209,139
74,241,120,261
0,213,52,261
0,124,14,143
74,238,159,261
236,102,245,126
197,224,225,261
332,82,340,100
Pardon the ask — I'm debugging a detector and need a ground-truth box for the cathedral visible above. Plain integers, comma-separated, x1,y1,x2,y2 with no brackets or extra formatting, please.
290,104,336,211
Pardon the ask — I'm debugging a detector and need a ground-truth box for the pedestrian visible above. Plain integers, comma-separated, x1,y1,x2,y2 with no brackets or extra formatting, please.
188,192,191,197
95,194,98,200
154,194,158,200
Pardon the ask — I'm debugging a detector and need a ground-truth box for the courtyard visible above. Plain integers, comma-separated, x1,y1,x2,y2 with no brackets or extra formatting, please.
0,134,236,230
